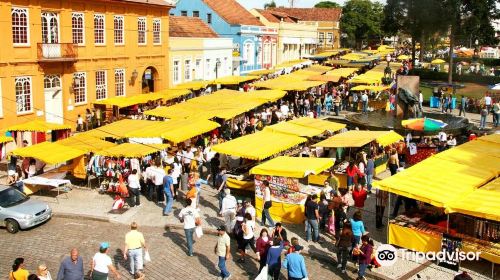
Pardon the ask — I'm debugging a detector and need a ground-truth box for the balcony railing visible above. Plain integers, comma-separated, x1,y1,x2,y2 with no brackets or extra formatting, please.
37,43,78,62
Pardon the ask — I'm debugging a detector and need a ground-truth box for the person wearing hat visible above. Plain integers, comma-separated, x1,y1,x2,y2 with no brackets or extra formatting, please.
214,225,231,280
282,243,308,280
90,243,121,280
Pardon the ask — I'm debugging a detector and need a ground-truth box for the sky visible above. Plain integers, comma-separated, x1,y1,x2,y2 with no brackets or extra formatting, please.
237,0,386,9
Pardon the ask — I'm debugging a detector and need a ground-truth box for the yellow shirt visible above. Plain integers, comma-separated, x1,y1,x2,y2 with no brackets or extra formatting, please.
125,230,145,250
10,269,29,280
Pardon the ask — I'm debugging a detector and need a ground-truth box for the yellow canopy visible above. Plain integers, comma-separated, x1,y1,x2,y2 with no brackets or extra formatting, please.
326,68,359,78
0,136,14,144
93,89,191,108
431,59,446,64
248,69,277,76
124,119,219,143
250,156,334,178
80,119,156,139
96,143,169,158
213,75,259,85
314,130,403,148
307,75,341,83
58,134,117,153
288,117,346,132
445,178,500,221
264,122,325,137
341,53,368,61
11,142,86,164
397,55,410,60
478,133,500,145
351,85,391,92
172,80,213,90
306,65,332,73
434,143,500,175
314,51,339,57
7,120,71,132
275,59,310,69
212,131,306,160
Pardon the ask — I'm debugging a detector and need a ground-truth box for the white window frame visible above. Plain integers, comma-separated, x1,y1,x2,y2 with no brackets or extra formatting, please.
138,17,147,45
153,18,161,45
184,59,192,81
243,40,255,66
114,15,124,45
95,70,107,100
94,14,106,45
173,60,180,84
114,69,125,97
205,58,211,80
73,72,87,105
11,7,30,46
72,12,85,45
318,32,325,44
14,76,33,114
327,32,333,44
195,58,202,80
0,79,3,118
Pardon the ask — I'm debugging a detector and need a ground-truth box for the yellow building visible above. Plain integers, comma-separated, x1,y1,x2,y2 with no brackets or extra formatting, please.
0,0,173,129
169,16,233,85
251,9,318,65
268,7,342,50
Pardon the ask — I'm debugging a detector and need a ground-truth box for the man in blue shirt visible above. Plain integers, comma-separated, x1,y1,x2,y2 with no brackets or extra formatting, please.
282,244,308,280
163,169,174,216
56,248,84,280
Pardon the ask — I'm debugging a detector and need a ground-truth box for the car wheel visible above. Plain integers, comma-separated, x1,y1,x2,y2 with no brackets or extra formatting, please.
5,219,20,234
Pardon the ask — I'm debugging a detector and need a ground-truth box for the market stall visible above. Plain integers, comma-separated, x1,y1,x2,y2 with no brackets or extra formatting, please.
7,120,72,145
250,156,334,223
312,130,403,187
374,135,500,272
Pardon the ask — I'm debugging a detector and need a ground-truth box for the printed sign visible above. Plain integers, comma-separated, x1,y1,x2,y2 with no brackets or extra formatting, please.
255,175,321,205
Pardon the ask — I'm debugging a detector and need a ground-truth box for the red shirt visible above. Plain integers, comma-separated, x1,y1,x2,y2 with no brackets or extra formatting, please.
352,189,367,208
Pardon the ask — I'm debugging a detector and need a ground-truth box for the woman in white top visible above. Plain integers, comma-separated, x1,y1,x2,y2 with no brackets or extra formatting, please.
91,243,120,280
172,158,183,200
238,213,257,263
37,264,53,280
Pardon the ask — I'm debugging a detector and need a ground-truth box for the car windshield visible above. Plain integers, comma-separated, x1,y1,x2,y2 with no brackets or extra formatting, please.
0,188,29,208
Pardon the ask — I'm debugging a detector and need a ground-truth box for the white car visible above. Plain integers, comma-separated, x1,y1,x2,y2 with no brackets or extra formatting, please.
0,185,52,233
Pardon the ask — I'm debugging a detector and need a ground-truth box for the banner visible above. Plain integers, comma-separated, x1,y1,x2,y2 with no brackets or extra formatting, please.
255,175,321,205
438,233,462,272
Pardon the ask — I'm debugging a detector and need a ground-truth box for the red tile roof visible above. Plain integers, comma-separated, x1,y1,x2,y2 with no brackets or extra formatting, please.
202,0,263,26
115,0,174,7
256,9,297,23
169,16,219,38
268,7,342,22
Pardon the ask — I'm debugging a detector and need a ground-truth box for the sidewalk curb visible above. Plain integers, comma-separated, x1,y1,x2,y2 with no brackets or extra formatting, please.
53,212,110,223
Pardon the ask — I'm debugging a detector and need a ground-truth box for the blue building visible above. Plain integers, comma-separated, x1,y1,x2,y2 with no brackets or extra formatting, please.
172,0,278,75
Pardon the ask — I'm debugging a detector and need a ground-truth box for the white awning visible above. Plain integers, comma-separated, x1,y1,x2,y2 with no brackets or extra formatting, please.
282,37,301,44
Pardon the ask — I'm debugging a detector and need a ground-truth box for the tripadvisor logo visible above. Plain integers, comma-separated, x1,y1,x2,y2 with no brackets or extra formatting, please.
375,244,481,267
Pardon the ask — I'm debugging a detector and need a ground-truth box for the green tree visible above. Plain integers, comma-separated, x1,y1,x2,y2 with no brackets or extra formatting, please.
314,1,340,8
264,1,277,9
340,0,384,49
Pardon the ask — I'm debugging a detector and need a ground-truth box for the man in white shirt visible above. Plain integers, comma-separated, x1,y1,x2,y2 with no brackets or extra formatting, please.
183,147,194,172
418,91,423,112
127,169,141,207
361,92,369,113
220,188,237,233
280,102,290,118
178,198,200,257
484,94,492,112
150,160,165,204
261,180,275,227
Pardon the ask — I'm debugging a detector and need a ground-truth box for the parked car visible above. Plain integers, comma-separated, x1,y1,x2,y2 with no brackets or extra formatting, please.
0,185,52,233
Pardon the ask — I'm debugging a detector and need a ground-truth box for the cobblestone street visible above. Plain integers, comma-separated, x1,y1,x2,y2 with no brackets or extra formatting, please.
0,216,359,280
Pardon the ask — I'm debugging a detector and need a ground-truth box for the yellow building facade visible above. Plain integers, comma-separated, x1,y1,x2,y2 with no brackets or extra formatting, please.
0,0,172,129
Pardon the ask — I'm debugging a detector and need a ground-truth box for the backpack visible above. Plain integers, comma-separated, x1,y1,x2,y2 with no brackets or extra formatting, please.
233,221,244,238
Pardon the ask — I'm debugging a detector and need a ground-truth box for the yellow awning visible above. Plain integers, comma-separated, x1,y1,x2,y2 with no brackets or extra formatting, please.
0,136,14,144
431,59,446,64
314,130,403,148
58,134,117,153
11,142,86,164
172,80,213,90
478,133,500,145
213,75,259,85
248,69,277,76
351,85,391,92
306,65,333,73
125,119,220,143
307,75,341,83
7,120,71,132
397,55,410,60
264,122,325,137
212,131,306,160
93,89,191,108
80,119,156,139
445,178,500,221
250,156,334,178
288,117,346,132
326,68,359,78
96,143,169,158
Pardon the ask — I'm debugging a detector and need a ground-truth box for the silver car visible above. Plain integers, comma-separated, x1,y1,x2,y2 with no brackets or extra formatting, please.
0,185,52,233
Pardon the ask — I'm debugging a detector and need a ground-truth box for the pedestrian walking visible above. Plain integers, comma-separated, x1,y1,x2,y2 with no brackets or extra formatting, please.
90,243,121,280
304,194,320,242
336,222,353,274
350,210,366,250
480,105,488,129
266,237,284,280
238,213,257,263
127,169,141,207
162,168,174,216
256,228,271,273
215,225,231,280
123,222,147,278
365,154,374,193
150,160,165,203
216,167,228,213
10,258,29,280
282,243,308,280
354,235,374,280
179,198,200,256
36,264,53,280
220,188,237,233
458,95,467,117
261,180,275,227
56,248,84,280
493,101,500,127
375,189,389,229
352,184,368,209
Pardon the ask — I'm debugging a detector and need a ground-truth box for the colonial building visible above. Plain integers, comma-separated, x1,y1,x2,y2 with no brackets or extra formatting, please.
169,16,233,85
0,0,172,128
171,0,278,73
250,9,318,65
268,7,342,50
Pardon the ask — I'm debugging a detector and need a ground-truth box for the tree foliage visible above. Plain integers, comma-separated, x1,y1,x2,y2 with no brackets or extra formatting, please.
340,0,384,49
314,1,340,8
264,1,277,9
